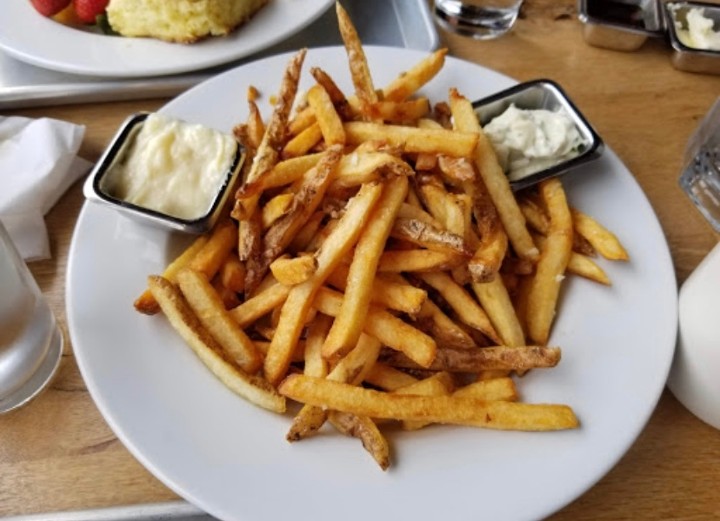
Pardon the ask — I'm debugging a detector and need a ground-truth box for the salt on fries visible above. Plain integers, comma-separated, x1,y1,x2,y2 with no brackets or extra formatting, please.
136,2,628,470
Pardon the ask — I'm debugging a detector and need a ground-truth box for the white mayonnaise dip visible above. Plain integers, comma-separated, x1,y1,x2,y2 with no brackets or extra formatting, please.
483,104,589,181
106,113,236,220
674,7,720,51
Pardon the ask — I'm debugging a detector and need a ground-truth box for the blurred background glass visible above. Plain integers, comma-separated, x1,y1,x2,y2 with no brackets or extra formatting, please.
434,0,524,39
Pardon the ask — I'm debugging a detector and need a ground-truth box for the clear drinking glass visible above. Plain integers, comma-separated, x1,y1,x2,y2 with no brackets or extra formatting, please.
434,0,524,40
0,221,63,413
679,97,720,232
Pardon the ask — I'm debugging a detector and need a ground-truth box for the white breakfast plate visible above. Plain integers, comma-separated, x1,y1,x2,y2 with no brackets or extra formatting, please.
0,0,333,77
67,46,678,521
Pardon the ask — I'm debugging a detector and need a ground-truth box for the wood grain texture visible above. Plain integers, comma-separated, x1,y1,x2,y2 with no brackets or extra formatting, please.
1,2,720,518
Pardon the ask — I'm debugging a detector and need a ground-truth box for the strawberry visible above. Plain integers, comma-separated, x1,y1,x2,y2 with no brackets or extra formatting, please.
72,0,109,24
29,0,72,17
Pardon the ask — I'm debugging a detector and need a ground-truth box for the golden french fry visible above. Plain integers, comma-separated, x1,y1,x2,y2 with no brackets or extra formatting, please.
310,67,354,120
282,122,323,158
148,275,285,413
363,362,419,391
416,298,477,350
382,48,447,102
313,287,437,368
527,178,573,345
417,271,499,343
327,265,426,316
571,208,629,261
233,48,307,220
323,176,408,361
307,83,346,146
335,1,378,119
287,333,381,441
261,193,295,229
187,220,237,279
176,268,263,374
270,254,318,286
367,98,431,124
377,249,464,273
471,278,526,347
533,233,610,285
279,375,579,431
264,183,382,385
261,144,344,271
448,89,539,262
134,235,209,315
344,122,479,158
229,280,290,328
219,254,246,294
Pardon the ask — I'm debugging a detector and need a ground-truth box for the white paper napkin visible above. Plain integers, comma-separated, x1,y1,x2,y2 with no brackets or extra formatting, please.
0,116,92,261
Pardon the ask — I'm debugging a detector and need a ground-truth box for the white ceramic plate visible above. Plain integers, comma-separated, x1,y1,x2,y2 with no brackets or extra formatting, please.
0,0,333,77
67,46,678,521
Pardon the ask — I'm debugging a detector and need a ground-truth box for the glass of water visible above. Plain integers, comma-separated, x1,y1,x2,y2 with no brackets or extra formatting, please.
679,97,720,233
434,0,524,39
0,221,63,413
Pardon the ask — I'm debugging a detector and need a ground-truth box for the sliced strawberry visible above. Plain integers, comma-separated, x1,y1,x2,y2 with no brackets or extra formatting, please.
72,0,109,24
30,0,72,17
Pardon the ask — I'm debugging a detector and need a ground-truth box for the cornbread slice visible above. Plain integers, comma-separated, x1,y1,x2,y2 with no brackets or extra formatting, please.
106,0,269,43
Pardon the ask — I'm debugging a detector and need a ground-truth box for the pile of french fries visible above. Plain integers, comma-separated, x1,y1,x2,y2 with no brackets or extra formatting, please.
137,3,629,470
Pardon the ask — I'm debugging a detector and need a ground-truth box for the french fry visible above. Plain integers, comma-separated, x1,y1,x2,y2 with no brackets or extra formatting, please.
270,254,318,286
448,89,539,262
336,1,378,119
471,279,526,347
377,249,464,273
229,280,290,328
148,276,285,413
310,67,354,120
219,255,246,293
260,144,344,271
571,208,629,261
382,48,448,102
416,271,499,343
261,193,295,229
391,217,472,257
134,235,209,315
282,122,323,158
526,178,573,345
363,362,419,391
379,345,562,373
326,265,427,316
279,375,579,431
313,287,437,368
264,182,382,385
367,98,431,124
323,175,408,361
176,268,263,374
188,220,237,279
233,48,307,220
307,83,346,146
344,122,479,158
327,412,390,470
416,298,477,350
287,333,381,441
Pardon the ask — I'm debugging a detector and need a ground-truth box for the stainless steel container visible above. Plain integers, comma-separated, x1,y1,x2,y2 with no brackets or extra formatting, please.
473,79,604,191
664,1,720,75
578,0,665,51
84,112,245,234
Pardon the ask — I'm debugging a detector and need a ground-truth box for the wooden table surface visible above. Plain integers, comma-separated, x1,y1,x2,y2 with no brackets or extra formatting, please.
2,1,720,519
